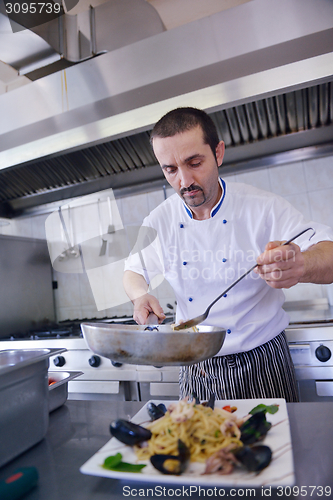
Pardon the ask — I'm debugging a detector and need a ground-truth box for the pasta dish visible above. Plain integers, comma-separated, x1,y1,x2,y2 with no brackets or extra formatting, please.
105,399,279,477
135,399,244,464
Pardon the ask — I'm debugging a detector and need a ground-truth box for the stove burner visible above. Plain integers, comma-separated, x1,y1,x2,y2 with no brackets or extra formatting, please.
2,324,83,341
1,315,169,341
29,327,81,340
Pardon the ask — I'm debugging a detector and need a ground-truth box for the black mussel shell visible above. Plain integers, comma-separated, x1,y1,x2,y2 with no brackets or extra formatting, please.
233,445,272,472
240,411,272,445
147,402,167,421
110,419,152,446
206,393,216,409
192,391,200,404
150,439,190,475
201,393,216,409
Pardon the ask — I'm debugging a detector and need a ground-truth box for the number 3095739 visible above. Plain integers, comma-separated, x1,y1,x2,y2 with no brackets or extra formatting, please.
5,3,61,14
277,485,331,497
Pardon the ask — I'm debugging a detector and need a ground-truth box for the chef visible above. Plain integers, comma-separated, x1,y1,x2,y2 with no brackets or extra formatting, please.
123,107,333,402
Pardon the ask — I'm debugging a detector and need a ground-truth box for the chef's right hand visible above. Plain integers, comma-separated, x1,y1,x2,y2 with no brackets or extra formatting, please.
132,293,166,325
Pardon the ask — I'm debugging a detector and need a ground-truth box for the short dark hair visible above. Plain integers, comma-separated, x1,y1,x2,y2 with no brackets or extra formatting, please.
150,107,220,157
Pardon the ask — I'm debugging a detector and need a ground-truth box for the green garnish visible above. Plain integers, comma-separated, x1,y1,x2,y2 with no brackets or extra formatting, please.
103,453,122,468
102,453,146,473
214,430,220,438
249,404,279,415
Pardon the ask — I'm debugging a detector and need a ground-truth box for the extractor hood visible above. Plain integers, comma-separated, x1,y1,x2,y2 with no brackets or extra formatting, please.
0,0,333,216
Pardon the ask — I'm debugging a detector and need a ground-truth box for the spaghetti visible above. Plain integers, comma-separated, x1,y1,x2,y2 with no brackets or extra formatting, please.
171,320,199,332
135,400,243,463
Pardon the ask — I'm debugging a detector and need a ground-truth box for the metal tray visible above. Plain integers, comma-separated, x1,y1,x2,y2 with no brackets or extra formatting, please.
81,322,226,366
0,348,65,467
48,371,83,412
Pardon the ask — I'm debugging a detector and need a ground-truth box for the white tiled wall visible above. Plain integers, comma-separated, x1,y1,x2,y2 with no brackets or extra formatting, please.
0,212,49,240
1,154,332,321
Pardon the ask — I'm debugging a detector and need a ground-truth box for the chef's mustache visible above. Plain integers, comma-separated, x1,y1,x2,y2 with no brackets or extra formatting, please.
180,185,203,196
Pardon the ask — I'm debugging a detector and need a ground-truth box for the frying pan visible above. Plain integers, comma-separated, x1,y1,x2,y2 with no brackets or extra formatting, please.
82,227,316,365
81,320,226,366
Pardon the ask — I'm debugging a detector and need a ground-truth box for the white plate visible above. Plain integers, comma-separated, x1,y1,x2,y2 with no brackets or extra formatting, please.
80,398,294,487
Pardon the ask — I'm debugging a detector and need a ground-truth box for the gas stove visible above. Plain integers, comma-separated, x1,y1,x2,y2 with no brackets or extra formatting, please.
0,317,141,401
0,316,179,402
285,303,333,402
1,317,137,341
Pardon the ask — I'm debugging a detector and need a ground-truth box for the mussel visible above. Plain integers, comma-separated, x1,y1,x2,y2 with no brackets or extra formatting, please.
150,439,190,475
192,391,200,405
110,419,152,446
233,445,272,472
147,402,167,421
192,391,215,408
239,410,272,445
204,393,216,409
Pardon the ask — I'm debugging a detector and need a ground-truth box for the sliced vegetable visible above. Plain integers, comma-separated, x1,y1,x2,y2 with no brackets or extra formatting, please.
103,453,122,469
249,404,279,415
222,405,237,413
106,462,147,473
102,453,146,473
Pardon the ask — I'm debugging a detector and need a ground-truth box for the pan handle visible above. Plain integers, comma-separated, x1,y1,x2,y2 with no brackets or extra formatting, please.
145,313,164,368
144,313,159,332
145,313,159,325
144,313,162,368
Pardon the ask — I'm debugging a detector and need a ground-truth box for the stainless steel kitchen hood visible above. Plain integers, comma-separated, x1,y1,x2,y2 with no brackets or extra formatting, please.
0,0,333,215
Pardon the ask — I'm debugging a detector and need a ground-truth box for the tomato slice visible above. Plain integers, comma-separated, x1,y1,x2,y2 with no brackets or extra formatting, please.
222,405,237,412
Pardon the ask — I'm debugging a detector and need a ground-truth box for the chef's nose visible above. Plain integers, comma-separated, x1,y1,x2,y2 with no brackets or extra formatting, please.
179,168,194,189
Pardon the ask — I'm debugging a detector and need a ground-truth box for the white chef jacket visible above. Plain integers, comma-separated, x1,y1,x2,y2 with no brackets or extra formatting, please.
125,180,333,356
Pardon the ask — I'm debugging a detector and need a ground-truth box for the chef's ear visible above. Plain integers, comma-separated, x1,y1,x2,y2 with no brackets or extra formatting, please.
215,141,225,167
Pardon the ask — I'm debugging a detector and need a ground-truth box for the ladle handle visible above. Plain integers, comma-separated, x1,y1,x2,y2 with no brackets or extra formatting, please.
207,227,315,315
58,206,72,249
280,227,315,246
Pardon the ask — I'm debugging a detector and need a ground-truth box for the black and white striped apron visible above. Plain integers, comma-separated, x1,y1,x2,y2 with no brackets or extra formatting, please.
179,331,299,402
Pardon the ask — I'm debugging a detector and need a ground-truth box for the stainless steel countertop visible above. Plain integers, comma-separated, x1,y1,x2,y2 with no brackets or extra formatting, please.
284,301,333,326
0,400,332,500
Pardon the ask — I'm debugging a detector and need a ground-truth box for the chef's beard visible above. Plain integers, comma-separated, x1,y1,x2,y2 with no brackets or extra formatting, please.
180,185,206,208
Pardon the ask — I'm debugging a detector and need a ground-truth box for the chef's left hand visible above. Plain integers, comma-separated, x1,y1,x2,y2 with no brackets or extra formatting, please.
254,241,305,289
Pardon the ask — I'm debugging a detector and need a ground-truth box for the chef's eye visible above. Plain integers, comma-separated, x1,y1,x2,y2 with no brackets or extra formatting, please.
165,167,177,174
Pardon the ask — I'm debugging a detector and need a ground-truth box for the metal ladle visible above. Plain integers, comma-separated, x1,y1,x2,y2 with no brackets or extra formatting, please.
173,227,315,331
58,206,80,260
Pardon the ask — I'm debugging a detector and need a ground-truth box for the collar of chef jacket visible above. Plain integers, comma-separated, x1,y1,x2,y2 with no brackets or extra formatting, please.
182,178,226,219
